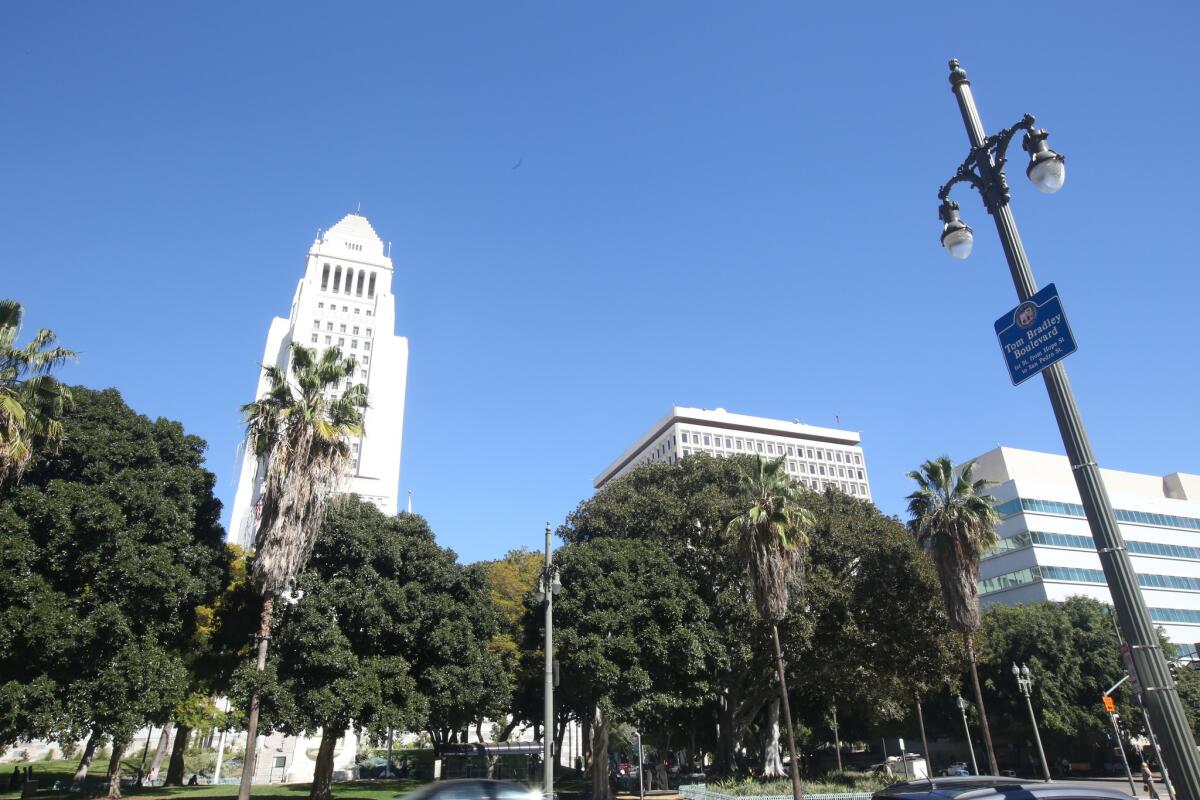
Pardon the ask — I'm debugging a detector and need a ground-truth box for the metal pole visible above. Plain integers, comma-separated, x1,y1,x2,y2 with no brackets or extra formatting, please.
637,731,645,800
915,693,932,781
945,59,1200,800
1111,712,1138,796
1022,688,1052,782
543,522,554,800
1140,699,1177,800
958,696,979,776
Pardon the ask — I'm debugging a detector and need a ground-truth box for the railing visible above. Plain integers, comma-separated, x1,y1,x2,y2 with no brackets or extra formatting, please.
679,785,875,800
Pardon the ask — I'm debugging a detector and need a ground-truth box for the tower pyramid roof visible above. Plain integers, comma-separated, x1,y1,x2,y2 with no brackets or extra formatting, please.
325,213,382,245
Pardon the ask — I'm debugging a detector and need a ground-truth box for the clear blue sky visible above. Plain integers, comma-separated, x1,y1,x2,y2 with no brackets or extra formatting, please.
4,3,1198,564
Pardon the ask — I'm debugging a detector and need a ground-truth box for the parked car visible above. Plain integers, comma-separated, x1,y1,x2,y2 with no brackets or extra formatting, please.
873,776,1135,800
941,763,970,777
397,779,542,800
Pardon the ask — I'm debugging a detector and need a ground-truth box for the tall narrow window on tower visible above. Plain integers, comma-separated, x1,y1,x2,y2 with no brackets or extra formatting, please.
229,212,410,551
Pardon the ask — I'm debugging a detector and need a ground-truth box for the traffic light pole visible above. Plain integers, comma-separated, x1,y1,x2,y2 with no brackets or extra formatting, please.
1109,712,1137,796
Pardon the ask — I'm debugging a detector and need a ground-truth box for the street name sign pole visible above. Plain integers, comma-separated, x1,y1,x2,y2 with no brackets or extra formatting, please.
944,59,1200,800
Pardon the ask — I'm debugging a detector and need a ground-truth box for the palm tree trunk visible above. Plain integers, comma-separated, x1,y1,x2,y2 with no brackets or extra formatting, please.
964,631,999,775
771,623,804,800
237,595,275,800
106,739,128,799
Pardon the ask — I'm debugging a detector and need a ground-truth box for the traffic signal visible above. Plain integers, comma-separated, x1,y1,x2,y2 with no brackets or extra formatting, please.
1103,695,1116,713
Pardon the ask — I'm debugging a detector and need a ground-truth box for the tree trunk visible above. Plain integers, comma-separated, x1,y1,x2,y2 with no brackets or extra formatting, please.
554,717,567,776
147,723,172,782
832,703,843,772
761,695,784,778
581,713,591,770
591,706,611,800
73,731,99,784
106,739,128,799
964,631,999,775
499,717,519,742
475,720,484,743
237,594,275,800
771,623,804,800
165,725,192,785
915,692,931,777
714,686,739,776
309,728,339,800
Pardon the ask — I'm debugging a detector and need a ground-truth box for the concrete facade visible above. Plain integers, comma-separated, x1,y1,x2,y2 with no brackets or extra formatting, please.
229,213,409,550
971,446,1200,649
596,406,871,499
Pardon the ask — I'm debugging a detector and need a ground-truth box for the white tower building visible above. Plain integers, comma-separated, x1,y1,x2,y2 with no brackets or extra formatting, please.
229,213,409,549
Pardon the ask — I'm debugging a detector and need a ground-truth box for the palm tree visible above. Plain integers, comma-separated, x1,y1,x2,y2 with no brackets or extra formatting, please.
0,300,75,488
236,344,366,800
906,455,999,775
726,455,814,800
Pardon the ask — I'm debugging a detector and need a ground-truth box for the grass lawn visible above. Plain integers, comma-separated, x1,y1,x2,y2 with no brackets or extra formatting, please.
0,760,427,800
0,759,597,800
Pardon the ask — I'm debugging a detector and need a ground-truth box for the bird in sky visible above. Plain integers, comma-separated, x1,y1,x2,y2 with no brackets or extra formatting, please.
511,157,523,170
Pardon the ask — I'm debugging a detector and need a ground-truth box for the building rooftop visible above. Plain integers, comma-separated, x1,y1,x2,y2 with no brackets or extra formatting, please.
595,406,862,488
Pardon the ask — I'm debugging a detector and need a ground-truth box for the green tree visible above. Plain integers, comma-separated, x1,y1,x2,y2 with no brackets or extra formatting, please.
0,387,228,798
418,561,510,747
254,500,430,800
237,344,365,800
545,538,722,800
478,548,543,740
725,456,813,800
907,455,1000,775
0,300,74,487
560,454,956,778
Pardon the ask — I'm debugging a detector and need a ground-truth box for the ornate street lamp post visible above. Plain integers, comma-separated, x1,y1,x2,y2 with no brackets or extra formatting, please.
535,523,561,800
1012,664,1051,781
935,60,1200,800
956,695,979,776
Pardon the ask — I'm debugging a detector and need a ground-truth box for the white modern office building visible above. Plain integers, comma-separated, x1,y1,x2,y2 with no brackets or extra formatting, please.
972,446,1200,648
229,213,409,550
595,406,872,498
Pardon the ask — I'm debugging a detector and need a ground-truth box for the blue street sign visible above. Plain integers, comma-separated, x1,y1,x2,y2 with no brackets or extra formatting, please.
994,283,1078,386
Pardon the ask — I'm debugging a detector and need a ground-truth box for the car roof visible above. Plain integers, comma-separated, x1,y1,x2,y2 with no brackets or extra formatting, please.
874,777,1135,800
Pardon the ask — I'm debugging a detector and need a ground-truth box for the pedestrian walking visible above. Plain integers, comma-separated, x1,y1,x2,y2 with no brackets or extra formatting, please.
1142,762,1159,799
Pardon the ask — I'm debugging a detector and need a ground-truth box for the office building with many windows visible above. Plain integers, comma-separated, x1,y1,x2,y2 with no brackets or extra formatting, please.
229,213,409,550
972,446,1200,647
595,406,871,498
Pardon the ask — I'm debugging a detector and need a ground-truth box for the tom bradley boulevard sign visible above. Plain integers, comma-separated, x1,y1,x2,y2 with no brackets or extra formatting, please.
994,282,1078,386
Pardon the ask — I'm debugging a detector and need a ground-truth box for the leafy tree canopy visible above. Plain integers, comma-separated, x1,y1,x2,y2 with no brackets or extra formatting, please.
0,386,228,747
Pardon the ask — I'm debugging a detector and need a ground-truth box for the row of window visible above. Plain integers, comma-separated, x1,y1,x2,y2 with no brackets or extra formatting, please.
316,301,373,318
989,530,1200,562
981,564,1200,596
321,263,377,298
679,430,863,467
995,497,1200,531
675,447,869,496
310,334,372,352
313,320,373,337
